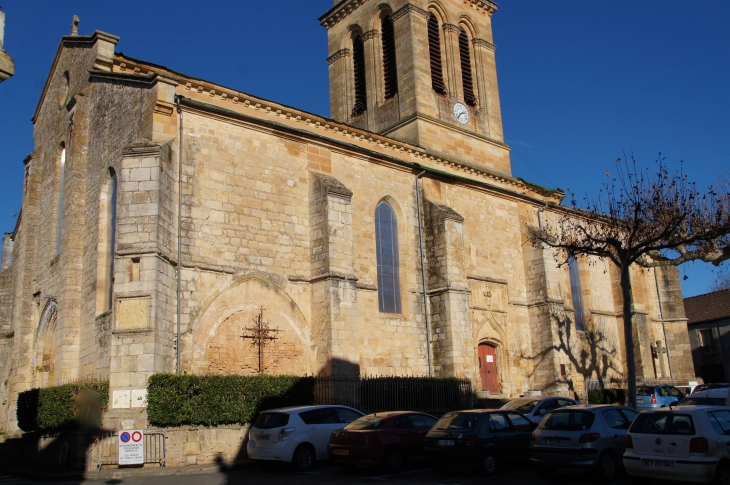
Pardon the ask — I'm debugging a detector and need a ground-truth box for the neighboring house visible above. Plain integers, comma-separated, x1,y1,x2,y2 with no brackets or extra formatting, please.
684,289,730,383
0,0,694,435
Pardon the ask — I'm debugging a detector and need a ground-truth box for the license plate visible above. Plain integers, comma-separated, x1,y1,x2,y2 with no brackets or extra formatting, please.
256,434,269,441
438,440,455,446
644,459,674,469
333,449,349,456
637,399,645,403
546,439,569,445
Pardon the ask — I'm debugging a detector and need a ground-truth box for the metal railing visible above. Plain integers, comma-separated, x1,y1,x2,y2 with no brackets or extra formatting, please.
88,428,166,471
584,377,702,390
314,376,472,415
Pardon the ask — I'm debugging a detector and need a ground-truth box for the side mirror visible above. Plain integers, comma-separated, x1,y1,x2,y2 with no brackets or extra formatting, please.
538,409,546,416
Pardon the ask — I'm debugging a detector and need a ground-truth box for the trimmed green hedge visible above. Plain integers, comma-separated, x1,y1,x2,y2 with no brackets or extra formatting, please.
146,374,315,427
17,381,109,434
587,388,627,405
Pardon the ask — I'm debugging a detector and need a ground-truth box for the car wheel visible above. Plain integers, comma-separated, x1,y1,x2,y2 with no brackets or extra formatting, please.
381,446,403,473
535,463,556,477
480,451,498,476
715,462,730,485
292,443,316,471
596,451,617,481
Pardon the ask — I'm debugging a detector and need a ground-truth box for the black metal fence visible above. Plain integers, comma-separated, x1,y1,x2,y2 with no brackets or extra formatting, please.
314,376,473,415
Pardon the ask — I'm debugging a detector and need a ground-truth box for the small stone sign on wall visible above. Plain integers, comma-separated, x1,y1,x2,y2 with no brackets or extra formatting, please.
116,297,149,331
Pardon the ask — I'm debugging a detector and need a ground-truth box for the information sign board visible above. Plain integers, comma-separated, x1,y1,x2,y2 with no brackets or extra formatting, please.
118,429,144,465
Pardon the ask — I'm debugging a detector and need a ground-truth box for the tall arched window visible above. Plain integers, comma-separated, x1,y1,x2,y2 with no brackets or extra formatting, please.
458,28,476,107
381,15,398,99
375,201,401,313
568,252,586,330
56,145,66,255
352,34,368,116
96,168,117,314
428,14,447,95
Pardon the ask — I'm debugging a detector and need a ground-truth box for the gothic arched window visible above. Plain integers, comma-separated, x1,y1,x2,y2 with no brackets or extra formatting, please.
56,145,66,255
352,34,368,116
375,201,402,313
428,14,447,95
568,252,586,331
381,15,398,99
458,28,476,107
96,168,117,314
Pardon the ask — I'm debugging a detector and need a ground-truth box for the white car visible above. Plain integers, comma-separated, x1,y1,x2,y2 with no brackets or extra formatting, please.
500,396,580,424
677,388,730,407
247,405,364,470
623,406,730,484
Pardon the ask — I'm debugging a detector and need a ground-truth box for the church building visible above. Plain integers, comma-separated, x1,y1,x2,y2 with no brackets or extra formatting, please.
0,0,694,434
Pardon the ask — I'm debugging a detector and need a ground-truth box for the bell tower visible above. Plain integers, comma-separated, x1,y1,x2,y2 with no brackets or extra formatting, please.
320,0,511,175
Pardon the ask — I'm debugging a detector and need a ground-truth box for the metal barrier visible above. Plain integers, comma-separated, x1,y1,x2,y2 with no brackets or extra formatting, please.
88,428,166,471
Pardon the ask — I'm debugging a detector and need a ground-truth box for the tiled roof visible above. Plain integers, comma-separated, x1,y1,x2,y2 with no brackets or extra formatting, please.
684,289,730,325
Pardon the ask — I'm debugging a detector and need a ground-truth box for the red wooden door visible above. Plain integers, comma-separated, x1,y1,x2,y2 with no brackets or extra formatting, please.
478,344,498,392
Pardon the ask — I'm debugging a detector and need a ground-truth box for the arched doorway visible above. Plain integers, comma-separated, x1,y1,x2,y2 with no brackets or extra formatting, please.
32,299,58,388
478,343,498,393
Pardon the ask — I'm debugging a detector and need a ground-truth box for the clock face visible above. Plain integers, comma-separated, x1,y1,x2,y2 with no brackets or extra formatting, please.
453,103,469,125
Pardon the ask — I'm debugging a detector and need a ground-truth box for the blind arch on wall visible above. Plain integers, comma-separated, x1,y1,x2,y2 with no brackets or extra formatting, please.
375,201,402,314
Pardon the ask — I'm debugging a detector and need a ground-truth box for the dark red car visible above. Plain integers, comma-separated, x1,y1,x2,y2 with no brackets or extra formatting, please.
327,411,438,472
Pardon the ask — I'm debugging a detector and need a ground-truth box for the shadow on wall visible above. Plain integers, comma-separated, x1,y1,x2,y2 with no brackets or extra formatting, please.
3,388,105,477
520,312,622,399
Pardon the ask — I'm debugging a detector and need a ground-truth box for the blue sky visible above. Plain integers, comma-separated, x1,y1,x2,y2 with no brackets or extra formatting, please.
0,1,728,297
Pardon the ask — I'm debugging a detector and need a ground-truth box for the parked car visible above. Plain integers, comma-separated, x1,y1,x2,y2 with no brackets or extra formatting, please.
500,397,580,424
623,406,730,484
424,409,535,475
247,405,364,471
677,388,730,407
635,384,685,409
327,411,437,472
530,404,639,480
694,383,730,394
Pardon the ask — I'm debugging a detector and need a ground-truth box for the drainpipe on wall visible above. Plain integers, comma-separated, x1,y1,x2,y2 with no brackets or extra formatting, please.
654,267,673,379
415,171,433,377
175,95,183,375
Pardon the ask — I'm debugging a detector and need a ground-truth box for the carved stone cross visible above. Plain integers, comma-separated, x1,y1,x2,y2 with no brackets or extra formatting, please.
651,340,668,378
240,307,280,374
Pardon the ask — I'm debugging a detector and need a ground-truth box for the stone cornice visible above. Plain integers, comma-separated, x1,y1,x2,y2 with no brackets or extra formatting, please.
326,48,350,65
465,0,499,16
442,23,461,34
319,0,367,30
392,4,430,22
361,30,379,42
473,38,497,52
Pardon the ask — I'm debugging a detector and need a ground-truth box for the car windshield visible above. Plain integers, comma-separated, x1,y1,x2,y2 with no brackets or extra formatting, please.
345,415,387,430
433,412,480,432
677,397,727,407
501,399,539,414
636,386,656,396
541,410,595,431
253,413,289,429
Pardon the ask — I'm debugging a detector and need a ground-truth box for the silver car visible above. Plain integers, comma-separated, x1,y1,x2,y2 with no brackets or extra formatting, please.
500,397,580,424
530,405,639,480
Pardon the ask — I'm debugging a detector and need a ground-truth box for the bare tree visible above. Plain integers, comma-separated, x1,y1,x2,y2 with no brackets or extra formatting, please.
709,264,730,292
527,155,730,407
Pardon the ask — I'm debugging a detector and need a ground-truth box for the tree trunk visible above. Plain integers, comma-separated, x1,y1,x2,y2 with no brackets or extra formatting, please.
620,264,637,408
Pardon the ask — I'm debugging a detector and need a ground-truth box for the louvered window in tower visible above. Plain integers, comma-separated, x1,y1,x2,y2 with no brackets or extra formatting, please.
459,28,476,107
352,35,367,116
428,14,446,95
382,15,398,99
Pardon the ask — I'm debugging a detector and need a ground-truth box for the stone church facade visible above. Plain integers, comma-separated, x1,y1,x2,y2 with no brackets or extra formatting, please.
0,0,694,434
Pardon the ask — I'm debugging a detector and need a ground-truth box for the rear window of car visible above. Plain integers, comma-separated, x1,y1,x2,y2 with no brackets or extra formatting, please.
501,399,539,414
253,413,289,429
345,415,387,430
678,397,727,407
433,412,480,432
541,410,595,431
636,386,656,396
708,411,730,436
630,413,695,435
